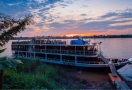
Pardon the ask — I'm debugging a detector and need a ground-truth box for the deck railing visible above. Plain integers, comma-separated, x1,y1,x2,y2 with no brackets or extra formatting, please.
99,52,108,63
34,49,98,56
12,41,66,45
12,42,30,44
12,48,98,56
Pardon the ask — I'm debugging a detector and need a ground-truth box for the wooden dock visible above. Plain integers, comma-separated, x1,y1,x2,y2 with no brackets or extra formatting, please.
108,61,130,90
109,73,130,90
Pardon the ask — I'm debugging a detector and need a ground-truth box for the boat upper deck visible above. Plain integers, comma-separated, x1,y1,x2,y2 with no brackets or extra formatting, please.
11,39,101,57
12,39,100,47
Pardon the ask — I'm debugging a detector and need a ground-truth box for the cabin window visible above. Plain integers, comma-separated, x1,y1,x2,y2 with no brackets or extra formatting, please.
87,46,94,50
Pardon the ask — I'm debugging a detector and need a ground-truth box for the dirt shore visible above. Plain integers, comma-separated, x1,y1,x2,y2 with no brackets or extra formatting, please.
61,69,114,89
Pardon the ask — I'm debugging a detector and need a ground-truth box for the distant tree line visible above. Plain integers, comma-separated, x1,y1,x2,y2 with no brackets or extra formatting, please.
11,34,132,40
82,34,132,38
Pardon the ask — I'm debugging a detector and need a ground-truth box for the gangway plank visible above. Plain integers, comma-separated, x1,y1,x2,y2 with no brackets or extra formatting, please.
108,61,118,77
99,53,108,64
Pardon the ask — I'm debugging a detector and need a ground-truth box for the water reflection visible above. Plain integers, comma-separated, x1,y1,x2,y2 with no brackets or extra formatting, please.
0,41,12,57
88,38,132,58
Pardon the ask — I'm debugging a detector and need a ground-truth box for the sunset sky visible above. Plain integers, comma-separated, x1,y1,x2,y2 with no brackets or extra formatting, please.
0,0,132,36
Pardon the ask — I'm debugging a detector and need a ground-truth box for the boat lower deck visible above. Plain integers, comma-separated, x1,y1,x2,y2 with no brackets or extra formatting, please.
13,54,127,70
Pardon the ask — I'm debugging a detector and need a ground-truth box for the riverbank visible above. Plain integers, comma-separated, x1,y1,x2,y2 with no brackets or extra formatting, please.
62,69,113,89
0,57,114,89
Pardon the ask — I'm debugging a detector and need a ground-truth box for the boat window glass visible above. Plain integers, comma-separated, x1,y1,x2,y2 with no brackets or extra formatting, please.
87,46,93,50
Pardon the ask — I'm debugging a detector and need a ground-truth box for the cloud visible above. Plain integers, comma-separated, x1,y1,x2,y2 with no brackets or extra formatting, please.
59,4,68,7
109,21,132,26
80,14,87,16
8,3,21,6
100,12,118,19
81,4,89,8
34,0,47,4
1,0,132,36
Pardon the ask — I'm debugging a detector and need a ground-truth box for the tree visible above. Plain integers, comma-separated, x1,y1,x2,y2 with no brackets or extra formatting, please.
0,13,33,46
0,13,33,89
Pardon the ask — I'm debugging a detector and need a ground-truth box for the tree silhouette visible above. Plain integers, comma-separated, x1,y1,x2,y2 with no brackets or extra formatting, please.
0,13,33,89
0,13,33,46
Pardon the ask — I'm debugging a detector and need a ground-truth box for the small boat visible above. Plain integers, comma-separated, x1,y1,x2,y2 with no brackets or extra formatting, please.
11,37,132,69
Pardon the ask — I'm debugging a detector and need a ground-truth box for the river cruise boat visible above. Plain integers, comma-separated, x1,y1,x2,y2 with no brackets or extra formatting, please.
11,37,132,69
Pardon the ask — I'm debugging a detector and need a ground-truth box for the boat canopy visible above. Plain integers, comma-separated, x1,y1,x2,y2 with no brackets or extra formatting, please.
70,40,85,45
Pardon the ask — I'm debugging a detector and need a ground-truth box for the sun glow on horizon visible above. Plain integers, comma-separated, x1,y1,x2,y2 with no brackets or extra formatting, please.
64,33,98,37
60,28,132,37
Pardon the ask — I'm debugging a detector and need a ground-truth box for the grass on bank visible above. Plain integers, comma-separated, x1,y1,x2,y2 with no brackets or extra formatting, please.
0,57,63,89
0,57,112,89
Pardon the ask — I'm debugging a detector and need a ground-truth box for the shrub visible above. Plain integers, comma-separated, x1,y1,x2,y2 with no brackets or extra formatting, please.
80,79,88,84
3,58,62,89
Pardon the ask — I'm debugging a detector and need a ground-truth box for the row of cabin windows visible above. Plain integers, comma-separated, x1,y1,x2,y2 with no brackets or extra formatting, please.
12,45,97,51
14,52,99,61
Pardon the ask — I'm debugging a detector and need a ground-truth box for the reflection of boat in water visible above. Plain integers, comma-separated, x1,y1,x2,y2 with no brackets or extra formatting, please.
11,37,132,69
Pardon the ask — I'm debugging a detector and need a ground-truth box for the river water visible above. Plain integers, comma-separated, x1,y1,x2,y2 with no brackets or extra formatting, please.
0,38,132,81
